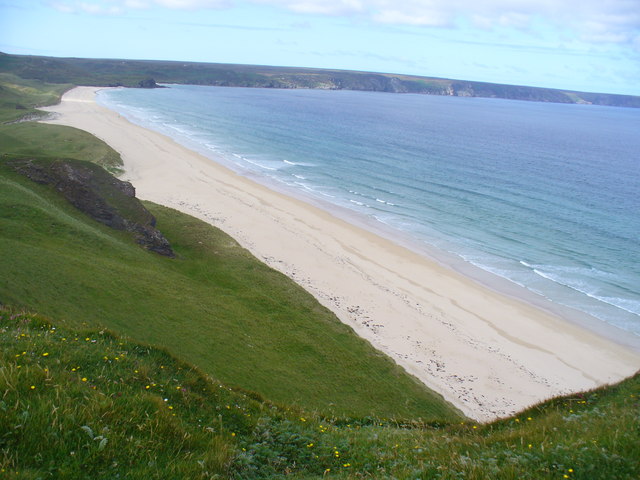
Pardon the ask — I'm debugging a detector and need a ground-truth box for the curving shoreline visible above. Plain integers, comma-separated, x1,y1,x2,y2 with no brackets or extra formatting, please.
41,86,640,422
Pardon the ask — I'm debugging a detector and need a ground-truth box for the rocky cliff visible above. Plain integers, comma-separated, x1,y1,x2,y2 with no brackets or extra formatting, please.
8,157,175,257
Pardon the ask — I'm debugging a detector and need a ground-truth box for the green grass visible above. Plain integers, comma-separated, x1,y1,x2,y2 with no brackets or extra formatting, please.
0,72,71,123
0,123,123,174
2,307,639,479
0,158,460,421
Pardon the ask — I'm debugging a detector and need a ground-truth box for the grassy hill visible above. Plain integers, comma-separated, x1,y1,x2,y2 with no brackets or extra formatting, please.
2,51,640,108
0,72,71,123
2,307,638,479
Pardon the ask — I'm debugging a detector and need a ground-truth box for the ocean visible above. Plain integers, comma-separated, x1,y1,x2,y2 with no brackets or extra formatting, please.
97,85,640,337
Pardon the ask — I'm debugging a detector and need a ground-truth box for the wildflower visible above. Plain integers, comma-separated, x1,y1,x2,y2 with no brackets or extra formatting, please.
300,417,306,422
307,443,314,448
231,432,235,437
30,385,35,390
528,444,532,449
568,469,574,473
168,406,173,410
85,338,90,341
343,463,351,467
42,352,49,357
527,417,532,421
81,377,87,382
145,385,150,390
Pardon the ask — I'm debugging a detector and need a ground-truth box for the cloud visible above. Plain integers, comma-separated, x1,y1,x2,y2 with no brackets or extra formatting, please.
257,0,640,50
48,0,640,49
49,0,230,13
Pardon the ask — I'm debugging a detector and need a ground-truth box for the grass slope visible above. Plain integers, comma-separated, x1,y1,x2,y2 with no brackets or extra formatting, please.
2,307,638,479
0,122,122,174
0,72,71,123
0,157,460,421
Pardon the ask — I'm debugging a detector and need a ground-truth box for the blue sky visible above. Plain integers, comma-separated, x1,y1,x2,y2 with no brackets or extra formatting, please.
2,0,639,95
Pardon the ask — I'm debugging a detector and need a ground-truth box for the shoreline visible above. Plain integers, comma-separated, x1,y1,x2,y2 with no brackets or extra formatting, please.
41,86,640,422
97,87,640,351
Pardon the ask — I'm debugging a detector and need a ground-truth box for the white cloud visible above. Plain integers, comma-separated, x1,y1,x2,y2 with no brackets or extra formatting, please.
49,0,230,13
48,0,640,49
256,0,640,49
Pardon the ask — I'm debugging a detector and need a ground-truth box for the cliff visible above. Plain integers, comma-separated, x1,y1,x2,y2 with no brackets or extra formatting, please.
7,157,175,257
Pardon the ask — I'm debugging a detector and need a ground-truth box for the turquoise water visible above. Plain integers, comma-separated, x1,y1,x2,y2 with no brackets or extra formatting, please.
98,85,640,336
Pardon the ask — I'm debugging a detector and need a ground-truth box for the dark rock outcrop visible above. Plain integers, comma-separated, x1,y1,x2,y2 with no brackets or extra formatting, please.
9,158,175,257
137,78,164,89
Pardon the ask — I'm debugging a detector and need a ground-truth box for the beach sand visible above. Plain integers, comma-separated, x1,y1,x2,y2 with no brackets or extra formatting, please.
41,86,640,422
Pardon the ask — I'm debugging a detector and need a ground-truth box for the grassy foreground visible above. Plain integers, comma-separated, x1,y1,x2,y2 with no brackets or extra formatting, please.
2,307,639,479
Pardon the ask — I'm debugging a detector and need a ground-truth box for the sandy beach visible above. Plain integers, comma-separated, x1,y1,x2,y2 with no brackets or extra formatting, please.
41,86,640,422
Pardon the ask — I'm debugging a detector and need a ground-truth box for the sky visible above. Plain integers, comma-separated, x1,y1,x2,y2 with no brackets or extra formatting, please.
1,0,639,95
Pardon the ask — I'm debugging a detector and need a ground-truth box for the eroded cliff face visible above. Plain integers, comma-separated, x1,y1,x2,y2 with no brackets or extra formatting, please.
8,157,175,257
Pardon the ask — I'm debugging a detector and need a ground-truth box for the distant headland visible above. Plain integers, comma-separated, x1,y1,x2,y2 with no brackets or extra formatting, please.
1,51,639,108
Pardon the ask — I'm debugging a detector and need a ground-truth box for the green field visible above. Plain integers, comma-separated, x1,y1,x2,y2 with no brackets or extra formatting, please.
1,72,638,479
2,308,638,479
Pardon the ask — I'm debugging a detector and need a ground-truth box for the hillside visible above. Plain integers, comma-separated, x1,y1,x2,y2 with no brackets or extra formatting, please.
2,51,639,108
2,307,639,479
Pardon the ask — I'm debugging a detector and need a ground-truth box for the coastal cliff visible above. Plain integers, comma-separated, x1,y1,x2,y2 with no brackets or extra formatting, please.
7,157,175,257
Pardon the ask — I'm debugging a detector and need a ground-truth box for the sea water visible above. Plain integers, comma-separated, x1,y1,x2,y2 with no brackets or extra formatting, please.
97,85,640,336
